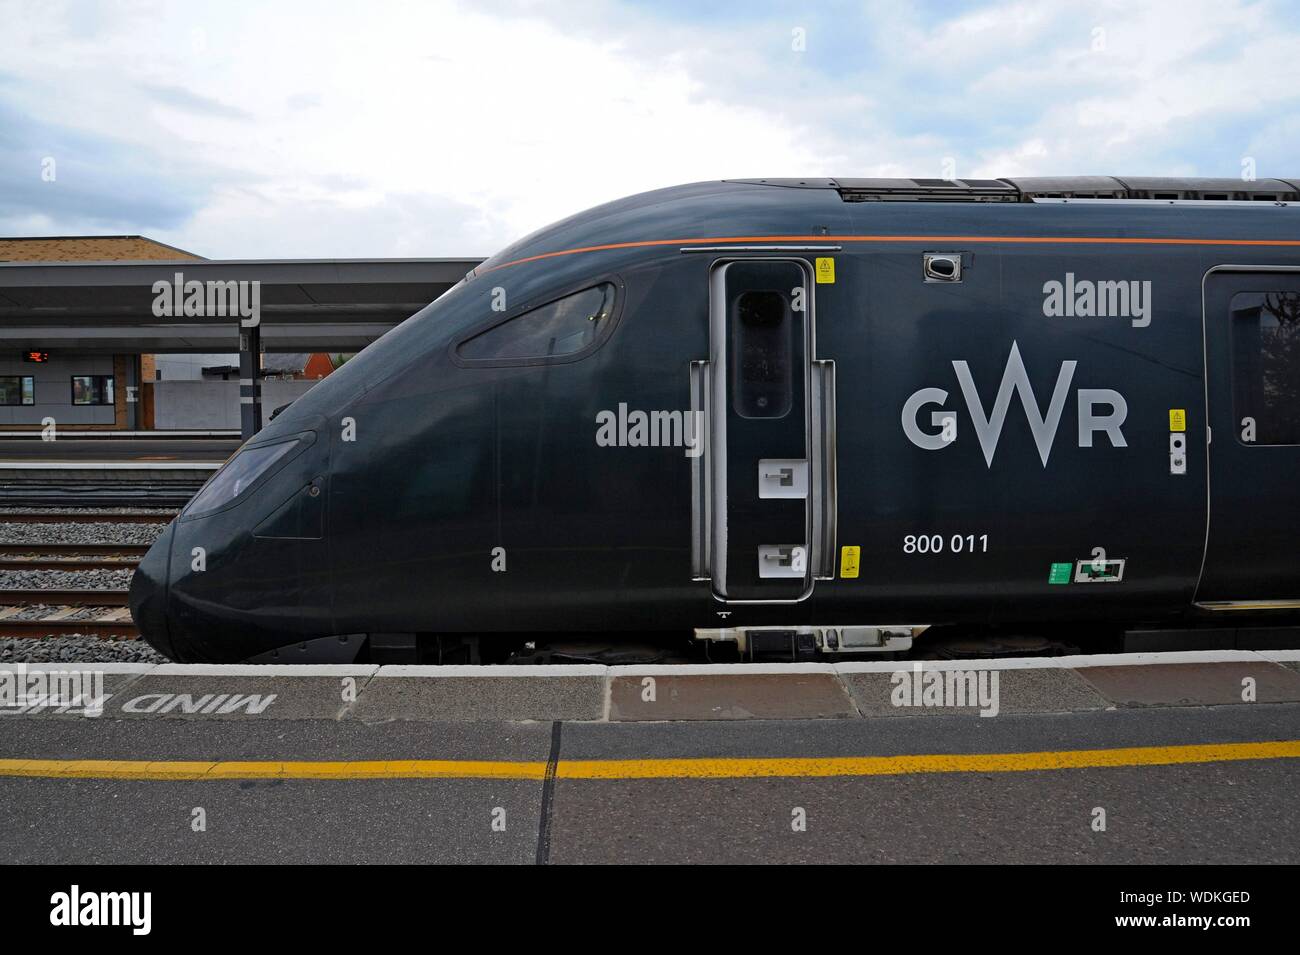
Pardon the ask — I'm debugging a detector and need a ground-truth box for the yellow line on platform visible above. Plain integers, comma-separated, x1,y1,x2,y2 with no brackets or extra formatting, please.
0,758,549,781
2,740,1299,782
557,740,1300,778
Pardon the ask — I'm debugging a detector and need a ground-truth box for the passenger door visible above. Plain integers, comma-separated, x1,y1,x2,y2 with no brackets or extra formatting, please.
691,258,836,603
1197,267,1300,606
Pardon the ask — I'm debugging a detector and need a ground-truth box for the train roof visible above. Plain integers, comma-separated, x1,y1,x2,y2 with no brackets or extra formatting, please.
471,177,1300,280
729,176,1300,202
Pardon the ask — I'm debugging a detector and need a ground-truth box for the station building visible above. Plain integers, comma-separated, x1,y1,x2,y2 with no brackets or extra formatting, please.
0,236,198,429
0,236,480,434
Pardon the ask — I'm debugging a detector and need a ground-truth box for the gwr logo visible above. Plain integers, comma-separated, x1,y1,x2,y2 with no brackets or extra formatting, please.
901,341,1127,467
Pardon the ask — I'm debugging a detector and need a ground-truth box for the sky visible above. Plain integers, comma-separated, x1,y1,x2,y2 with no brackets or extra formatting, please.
1,0,1298,260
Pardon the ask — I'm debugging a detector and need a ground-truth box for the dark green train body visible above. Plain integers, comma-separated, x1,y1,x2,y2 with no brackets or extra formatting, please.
129,176,1300,662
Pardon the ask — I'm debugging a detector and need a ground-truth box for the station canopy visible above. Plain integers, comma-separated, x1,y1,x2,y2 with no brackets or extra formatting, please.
0,257,483,353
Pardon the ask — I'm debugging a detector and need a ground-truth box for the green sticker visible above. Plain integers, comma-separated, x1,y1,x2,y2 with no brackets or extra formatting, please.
1048,562,1073,585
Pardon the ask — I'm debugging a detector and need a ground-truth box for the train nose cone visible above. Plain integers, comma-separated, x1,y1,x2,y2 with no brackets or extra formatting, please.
129,521,175,660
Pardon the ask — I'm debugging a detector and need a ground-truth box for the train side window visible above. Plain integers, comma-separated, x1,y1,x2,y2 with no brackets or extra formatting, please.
731,289,792,418
457,283,616,363
1230,290,1300,445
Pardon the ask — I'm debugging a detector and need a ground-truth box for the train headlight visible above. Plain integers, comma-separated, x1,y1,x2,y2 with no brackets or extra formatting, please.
184,439,301,518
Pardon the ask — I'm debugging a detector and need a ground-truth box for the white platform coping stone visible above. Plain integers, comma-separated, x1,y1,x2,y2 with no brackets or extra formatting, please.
148,663,379,677
375,664,609,678
609,662,838,676
0,662,157,675
833,649,1269,674
1257,649,1300,663
0,461,221,469
26,652,1287,682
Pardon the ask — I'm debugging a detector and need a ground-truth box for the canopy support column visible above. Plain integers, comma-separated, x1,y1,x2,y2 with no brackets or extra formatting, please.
239,324,262,440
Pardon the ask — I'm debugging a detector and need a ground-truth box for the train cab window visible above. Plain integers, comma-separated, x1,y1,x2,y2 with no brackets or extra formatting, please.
457,284,616,363
1230,291,1300,445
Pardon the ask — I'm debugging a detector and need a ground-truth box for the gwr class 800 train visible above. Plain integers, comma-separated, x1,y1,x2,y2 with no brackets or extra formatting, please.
129,175,1300,663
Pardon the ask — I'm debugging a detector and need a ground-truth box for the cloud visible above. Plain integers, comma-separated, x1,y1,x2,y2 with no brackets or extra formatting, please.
0,0,1298,258
138,83,253,121
160,187,500,259
0,101,210,232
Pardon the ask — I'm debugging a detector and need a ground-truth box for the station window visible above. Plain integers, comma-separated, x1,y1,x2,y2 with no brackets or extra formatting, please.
71,375,115,406
0,376,34,406
457,283,617,363
1231,291,1300,445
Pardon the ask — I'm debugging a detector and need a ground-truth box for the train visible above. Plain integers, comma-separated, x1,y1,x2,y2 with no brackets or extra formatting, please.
129,175,1300,663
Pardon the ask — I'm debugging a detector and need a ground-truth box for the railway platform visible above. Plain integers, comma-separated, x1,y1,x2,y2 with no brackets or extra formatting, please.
3,651,1298,864
0,437,234,465
0,439,228,506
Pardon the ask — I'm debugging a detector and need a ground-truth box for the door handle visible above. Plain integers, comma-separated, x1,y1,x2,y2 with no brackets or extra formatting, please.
758,544,807,577
689,360,712,581
758,459,808,498
810,360,837,579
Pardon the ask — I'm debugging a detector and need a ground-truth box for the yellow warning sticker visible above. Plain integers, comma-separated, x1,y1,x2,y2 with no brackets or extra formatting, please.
1169,409,1187,432
815,257,836,284
840,545,860,579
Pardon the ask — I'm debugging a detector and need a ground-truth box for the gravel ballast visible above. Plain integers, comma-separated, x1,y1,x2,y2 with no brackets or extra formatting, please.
0,568,134,591
0,507,164,663
0,636,164,664
0,522,164,545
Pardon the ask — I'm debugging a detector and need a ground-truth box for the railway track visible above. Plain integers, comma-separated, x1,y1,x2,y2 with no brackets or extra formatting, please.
0,611,138,639
0,511,175,524
0,543,147,570
0,513,145,639
0,581,135,636
0,589,130,607
0,595,137,637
